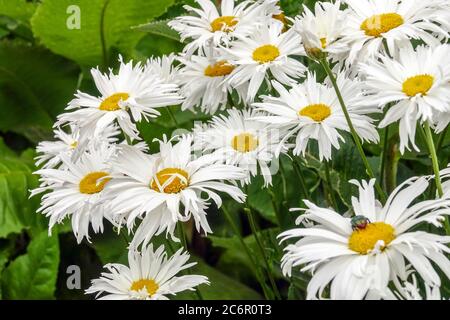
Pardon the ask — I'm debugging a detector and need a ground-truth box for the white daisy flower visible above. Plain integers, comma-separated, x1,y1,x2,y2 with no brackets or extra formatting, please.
342,0,448,64
86,244,209,300
168,0,279,55
253,72,379,161
35,124,119,169
32,142,116,243
361,44,450,153
105,135,246,248
56,56,183,140
194,108,285,186
384,273,444,300
292,1,349,61
177,52,246,114
223,21,306,102
279,177,450,300
145,54,180,84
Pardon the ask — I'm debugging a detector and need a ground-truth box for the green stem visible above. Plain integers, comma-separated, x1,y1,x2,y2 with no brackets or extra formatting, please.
324,161,338,210
221,205,273,300
167,106,179,127
244,207,281,300
423,123,450,234
176,222,204,300
424,122,444,197
320,59,387,203
291,155,310,200
379,125,389,189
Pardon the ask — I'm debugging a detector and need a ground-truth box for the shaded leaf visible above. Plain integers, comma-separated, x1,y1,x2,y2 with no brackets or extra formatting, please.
2,232,60,299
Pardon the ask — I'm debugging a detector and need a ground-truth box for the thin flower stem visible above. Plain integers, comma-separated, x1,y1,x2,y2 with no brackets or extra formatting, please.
221,205,273,300
176,222,204,300
244,207,282,300
423,123,450,234
320,59,387,203
324,161,338,210
379,125,389,189
167,106,179,127
291,154,310,200
424,122,444,197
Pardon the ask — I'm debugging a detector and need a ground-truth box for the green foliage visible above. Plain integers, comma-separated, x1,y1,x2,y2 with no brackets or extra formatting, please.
0,0,38,25
31,0,176,66
1,232,60,299
0,138,45,238
0,42,79,142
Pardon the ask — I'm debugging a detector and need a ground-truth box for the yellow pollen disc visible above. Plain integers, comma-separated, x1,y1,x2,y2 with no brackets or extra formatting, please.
252,44,280,64
130,279,159,296
231,133,259,153
348,222,395,254
204,60,235,77
151,168,189,194
299,104,331,122
320,37,327,49
79,171,110,194
99,92,130,111
70,141,78,149
402,74,434,97
210,16,237,32
273,13,287,31
360,13,404,37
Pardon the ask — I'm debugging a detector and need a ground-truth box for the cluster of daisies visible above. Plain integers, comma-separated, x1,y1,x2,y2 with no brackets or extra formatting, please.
32,0,450,300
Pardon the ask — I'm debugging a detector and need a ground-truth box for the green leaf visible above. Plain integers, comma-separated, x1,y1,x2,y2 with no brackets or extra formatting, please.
0,0,37,25
31,0,176,66
174,259,263,300
2,232,60,299
209,228,282,285
0,41,79,142
133,19,181,42
0,139,46,238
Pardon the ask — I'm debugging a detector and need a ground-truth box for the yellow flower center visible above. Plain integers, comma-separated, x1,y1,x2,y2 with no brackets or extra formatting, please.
299,104,331,122
231,133,259,153
79,171,110,194
99,92,130,111
360,13,404,37
402,74,434,97
70,141,78,149
210,16,237,32
273,12,288,31
320,37,327,49
150,168,189,194
348,222,395,254
204,60,235,77
130,279,159,296
252,45,280,64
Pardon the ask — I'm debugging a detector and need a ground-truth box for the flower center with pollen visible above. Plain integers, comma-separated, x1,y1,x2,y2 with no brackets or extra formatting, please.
210,16,237,32
204,60,235,77
150,168,189,194
402,74,434,97
348,222,395,254
360,13,404,37
252,45,280,64
130,279,159,296
299,104,331,122
99,93,130,111
79,171,110,194
231,133,259,153
320,38,327,49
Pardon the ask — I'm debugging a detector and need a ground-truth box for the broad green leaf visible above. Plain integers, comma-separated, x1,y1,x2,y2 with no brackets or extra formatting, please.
0,0,37,25
31,0,176,66
133,19,181,42
0,139,46,238
0,41,79,142
2,232,60,299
